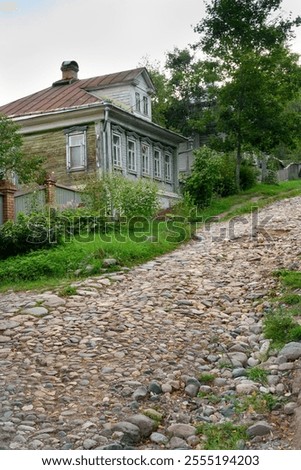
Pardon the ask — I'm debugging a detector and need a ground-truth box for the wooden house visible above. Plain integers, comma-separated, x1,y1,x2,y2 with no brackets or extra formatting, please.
0,61,187,208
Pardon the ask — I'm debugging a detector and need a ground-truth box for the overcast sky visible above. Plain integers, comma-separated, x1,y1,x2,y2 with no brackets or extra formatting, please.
1,0,301,106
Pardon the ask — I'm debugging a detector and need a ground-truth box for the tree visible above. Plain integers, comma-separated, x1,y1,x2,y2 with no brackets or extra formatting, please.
194,0,301,187
0,114,44,183
140,50,219,138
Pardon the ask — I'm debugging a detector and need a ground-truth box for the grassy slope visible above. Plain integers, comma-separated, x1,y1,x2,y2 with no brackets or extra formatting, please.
1,180,301,292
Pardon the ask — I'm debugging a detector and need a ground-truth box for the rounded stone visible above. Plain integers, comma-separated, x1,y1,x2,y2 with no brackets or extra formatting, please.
167,424,196,439
150,432,169,445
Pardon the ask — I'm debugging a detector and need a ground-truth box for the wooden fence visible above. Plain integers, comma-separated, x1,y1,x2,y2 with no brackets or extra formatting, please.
0,177,83,225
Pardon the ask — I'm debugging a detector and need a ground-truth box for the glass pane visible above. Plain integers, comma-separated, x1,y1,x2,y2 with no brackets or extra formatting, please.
70,146,82,168
70,134,83,146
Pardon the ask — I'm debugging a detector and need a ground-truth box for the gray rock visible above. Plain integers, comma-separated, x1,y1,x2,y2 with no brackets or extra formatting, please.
150,432,169,445
228,352,248,366
99,443,123,450
83,438,97,449
247,421,272,437
0,321,19,330
236,380,258,395
0,336,11,343
185,384,200,398
132,387,149,401
167,424,196,440
169,436,191,449
112,422,141,444
22,307,48,317
126,414,156,438
283,402,298,415
41,295,65,307
232,368,247,378
279,342,301,361
148,381,162,395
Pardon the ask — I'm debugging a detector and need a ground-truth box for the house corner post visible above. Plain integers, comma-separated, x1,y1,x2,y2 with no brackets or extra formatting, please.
0,180,17,222
44,174,57,207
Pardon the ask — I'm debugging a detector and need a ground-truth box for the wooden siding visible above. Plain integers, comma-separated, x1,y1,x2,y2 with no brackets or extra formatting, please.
93,85,131,111
22,125,97,186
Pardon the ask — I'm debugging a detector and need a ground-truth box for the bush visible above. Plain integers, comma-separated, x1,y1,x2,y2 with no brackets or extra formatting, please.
82,174,160,220
183,147,237,207
0,212,63,259
240,161,259,190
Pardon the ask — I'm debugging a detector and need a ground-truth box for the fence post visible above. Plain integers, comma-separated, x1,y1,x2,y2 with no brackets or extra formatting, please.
44,174,57,207
0,180,17,222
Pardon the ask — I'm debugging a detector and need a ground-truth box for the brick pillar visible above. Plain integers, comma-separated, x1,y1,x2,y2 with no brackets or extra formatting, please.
0,180,17,222
44,174,57,207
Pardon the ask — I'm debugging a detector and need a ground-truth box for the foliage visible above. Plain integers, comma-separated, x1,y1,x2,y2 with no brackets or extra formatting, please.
239,160,259,190
0,114,45,183
263,308,301,347
0,212,62,259
278,293,301,305
140,50,219,138
183,146,258,207
199,373,216,384
234,392,281,414
196,422,247,450
0,219,192,289
82,174,160,220
246,367,268,385
193,0,301,187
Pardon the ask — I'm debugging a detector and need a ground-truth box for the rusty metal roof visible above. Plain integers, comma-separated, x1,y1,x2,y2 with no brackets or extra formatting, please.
0,68,147,118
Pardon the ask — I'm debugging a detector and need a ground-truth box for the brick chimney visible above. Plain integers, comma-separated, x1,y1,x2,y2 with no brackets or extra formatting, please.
61,61,79,80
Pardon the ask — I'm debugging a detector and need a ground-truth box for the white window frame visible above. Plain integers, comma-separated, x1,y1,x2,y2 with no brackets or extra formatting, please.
135,92,141,112
112,132,122,168
164,153,172,182
141,143,150,176
154,148,162,179
143,95,149,115
66,130,87,171
127,138,137,173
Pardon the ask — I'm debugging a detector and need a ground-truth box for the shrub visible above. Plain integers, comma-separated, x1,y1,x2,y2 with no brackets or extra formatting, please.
0,212,63,259
183,147,236,207
82,174,160,220
240,161,259,190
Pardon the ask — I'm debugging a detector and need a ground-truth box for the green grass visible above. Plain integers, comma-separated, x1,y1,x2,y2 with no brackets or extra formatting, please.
234,392,281,414
274,270,301,289
197,180,301,221
0,221,192,291
2,180,301,292
246,367,268,385
196,422,248,450
199,373,216,384
263,308,301,348
278,293,301,305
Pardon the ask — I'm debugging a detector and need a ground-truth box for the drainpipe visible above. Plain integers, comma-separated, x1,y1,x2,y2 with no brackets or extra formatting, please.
102,105,110,174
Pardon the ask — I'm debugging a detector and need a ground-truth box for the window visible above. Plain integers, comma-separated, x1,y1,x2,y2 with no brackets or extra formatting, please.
164,153,172,181
135,92,141,112
66,131,87,171
112,133,122,167
127,139,137,172
142,143,150,175
143,96,149,115
154,148,162,178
